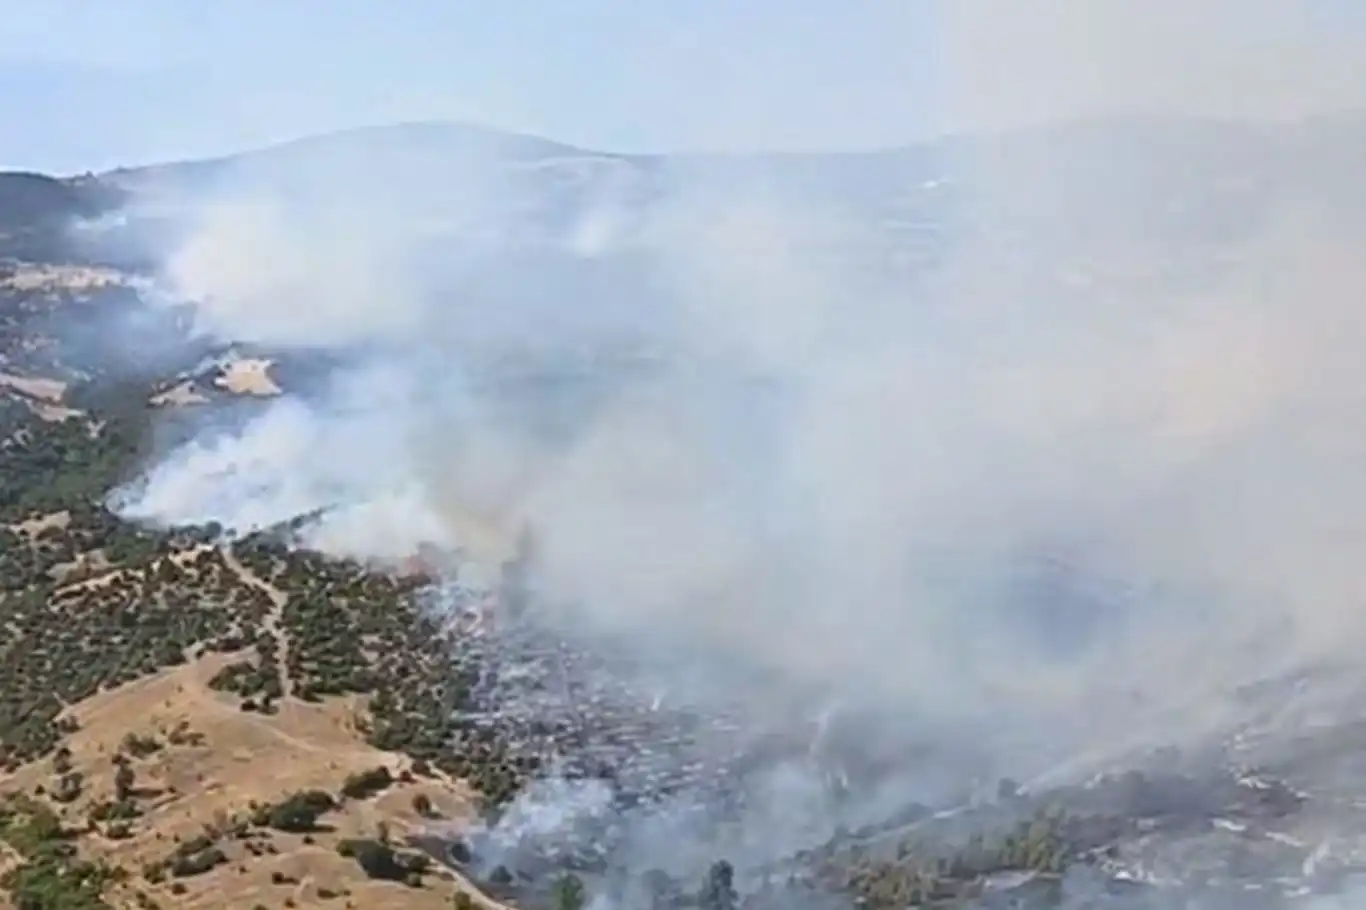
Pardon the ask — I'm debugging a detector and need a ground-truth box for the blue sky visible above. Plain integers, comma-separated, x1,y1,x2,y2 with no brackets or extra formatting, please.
0,0,937,173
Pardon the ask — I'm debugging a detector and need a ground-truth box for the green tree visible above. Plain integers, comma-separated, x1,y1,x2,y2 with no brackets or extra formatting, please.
551,871,586,910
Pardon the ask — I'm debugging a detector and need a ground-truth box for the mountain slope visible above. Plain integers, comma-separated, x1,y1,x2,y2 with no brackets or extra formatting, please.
3,113,1366,909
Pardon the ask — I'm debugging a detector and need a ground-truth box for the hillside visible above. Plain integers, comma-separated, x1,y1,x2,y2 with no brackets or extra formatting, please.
0,180,545,909
0,173,123,264
2,115,1366,909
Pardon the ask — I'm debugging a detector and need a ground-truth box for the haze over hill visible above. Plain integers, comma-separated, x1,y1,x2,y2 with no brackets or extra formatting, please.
62,104,1366,772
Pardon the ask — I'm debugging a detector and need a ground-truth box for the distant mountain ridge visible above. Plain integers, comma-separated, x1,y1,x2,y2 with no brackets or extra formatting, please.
98,120,611,195
4,111,1366,300
2,111,1360,201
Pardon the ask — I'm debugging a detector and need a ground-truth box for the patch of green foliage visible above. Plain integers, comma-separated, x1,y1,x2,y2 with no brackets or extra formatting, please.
0,795,118,909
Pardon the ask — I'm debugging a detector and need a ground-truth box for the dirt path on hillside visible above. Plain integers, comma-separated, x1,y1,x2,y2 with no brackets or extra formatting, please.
222,549,293,700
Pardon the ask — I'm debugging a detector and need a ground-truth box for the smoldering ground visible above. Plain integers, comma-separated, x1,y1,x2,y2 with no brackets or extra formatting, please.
79,0,1366,900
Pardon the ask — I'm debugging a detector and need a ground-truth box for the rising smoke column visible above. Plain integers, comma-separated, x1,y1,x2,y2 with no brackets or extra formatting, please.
94,2,1366,895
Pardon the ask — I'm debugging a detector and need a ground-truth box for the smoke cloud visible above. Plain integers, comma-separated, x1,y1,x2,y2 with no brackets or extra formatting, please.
85,0,1366,898
940,0,1366,132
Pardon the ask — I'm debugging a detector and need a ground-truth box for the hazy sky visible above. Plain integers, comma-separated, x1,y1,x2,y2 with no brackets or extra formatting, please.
0,0,936,173
3,0,1364,174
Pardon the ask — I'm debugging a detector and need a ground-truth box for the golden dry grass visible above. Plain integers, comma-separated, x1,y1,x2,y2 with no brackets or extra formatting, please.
214,359,281,397
0,530,509,908
0,373,65,404
0,373,83,421
150,359,282,407
9,510,70,536
149,381,211,407
0,653,491,910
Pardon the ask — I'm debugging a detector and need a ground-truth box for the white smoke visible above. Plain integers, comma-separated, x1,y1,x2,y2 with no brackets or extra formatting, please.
112,126,1366,769
87,1,1366,899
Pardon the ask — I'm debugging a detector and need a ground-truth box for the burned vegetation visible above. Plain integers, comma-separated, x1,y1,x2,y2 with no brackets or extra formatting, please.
0,169,1363,910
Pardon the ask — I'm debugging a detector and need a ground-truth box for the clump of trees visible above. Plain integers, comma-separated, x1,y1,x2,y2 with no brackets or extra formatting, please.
0,794,118,909
340,766,393,800
336,837,430,886
256,789,336,833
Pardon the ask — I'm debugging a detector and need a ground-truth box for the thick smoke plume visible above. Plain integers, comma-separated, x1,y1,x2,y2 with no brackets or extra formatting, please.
94,0,1366,896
